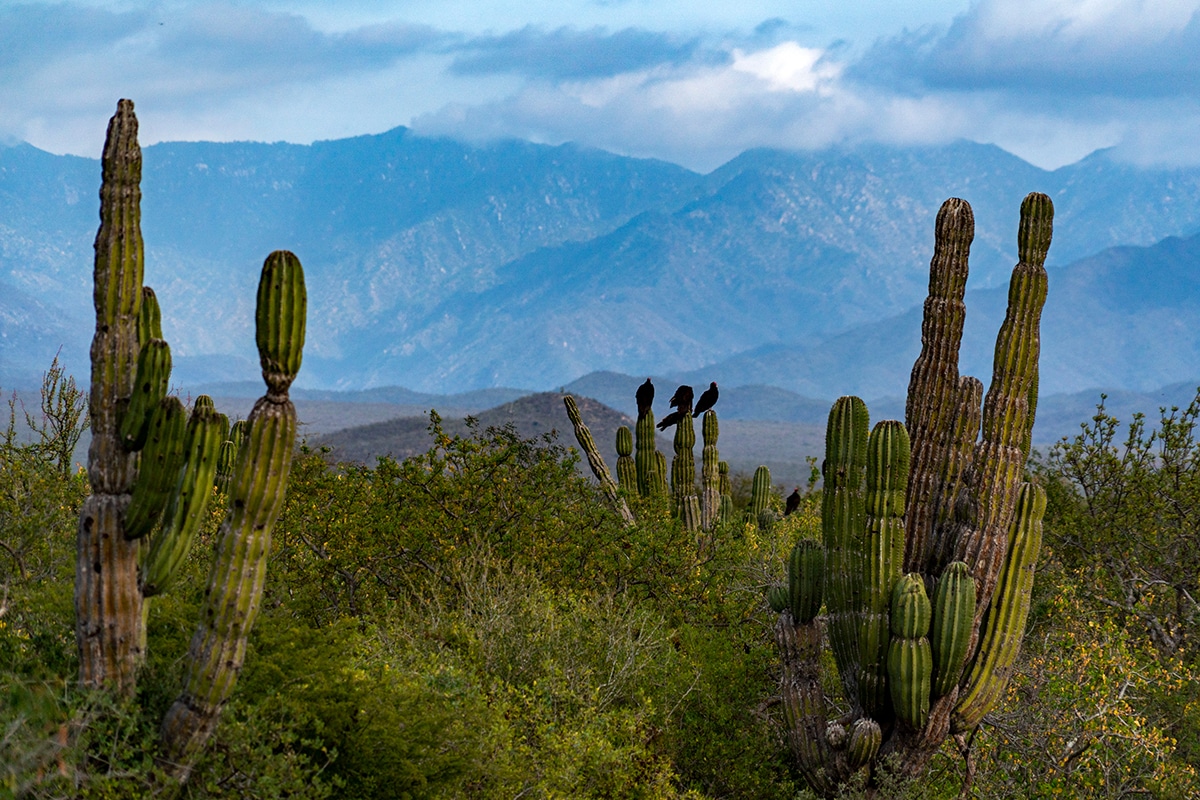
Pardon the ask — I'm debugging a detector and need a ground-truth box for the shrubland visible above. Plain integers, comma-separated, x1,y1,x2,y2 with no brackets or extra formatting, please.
3,363,1200,798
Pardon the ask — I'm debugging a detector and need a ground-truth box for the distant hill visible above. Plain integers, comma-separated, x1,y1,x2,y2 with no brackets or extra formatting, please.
7,130,1200,396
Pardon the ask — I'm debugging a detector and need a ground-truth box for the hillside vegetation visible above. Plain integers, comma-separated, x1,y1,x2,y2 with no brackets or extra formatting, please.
2,367,1199,798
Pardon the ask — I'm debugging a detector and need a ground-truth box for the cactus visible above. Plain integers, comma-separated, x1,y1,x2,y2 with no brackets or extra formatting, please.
700,410,721,529
748,464,772,530
769,194,1053,794
929,561,976,698
563,395,635,526
614,425,637,494
141,401,228,597
718,460,735,522
74,100,307,780
887,574,933,729
787,540,824,624
671,413,701,530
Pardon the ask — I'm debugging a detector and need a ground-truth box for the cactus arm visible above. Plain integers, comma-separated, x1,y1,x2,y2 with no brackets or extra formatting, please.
929,377,984,576
615,425,637,494
76,98,146,693
139,286,163,347
903,199,973,575
119,338,172,451
634,410,658,497
141,402,228,597
776,614,838,795
700,411,721,529
125,396,188,540
788,540,824,624
887,574,933,729
563,395,635,526
929,561,977,699
953,194,1052,634
160,251,306,777
822,396,870,709
671,413,700,530
718,460,735,523
952,483,1045,732
858,420,909,716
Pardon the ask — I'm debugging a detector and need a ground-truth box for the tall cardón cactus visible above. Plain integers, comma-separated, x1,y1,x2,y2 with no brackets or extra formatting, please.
770,194,1052,793
74,99,306,780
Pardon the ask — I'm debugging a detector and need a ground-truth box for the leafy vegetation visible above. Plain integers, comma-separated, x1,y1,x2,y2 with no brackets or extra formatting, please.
3,362,1200,798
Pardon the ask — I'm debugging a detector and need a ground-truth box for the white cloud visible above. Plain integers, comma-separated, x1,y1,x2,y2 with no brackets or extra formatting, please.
730,42,839,93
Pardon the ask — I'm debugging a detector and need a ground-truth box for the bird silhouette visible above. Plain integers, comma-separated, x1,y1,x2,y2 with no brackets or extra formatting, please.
636,378,654,420
656,409,686,431
692,382,718,417
668,384,694,415
785,487,801,516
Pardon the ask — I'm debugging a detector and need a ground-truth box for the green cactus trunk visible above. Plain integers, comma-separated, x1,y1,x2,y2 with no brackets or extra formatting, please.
953,483,1045,731
857,421,910,716
159,251,307,777
887,574,933,729
125,396,188,540
76,99,146,693
718,460,735,523
615,426,636,494
929,561,976,699
635,410,659,497
563,396,635,526
822,397,870,708
671,413,700,530
700,411,721,529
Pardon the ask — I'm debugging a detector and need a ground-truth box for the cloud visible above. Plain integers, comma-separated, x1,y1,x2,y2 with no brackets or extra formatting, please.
855,1,1200,98
449,25,707,80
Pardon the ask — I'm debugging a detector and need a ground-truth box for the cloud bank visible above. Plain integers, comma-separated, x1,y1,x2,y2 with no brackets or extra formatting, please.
3,1,1199,170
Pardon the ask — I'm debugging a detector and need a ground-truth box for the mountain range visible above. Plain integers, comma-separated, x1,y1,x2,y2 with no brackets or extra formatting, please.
4,127,1200,410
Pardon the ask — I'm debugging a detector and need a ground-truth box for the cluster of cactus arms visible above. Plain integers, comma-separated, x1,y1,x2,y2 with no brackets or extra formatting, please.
74,99,307,782
770,193,1052,793
565,400,734,533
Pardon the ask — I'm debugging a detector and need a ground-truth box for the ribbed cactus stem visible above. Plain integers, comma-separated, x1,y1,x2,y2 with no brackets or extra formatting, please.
953,483,1045,732
788,540,824,624
563,396,635,526
930,561,976,699
823,396,870,707
635,410,659,497
257,250,306,399
718,461,734,523
929,377,983,576
615,426,637,494
887,574,933,729
749,465,771,521
904,198,972,575
160,252,307,778
672,413,700,530
701,411,721,529
140,286,163,347
846,718,882,771
953,194,1052,637
141,403,228,597
120,338,172,451
858,420,910,716
76,98,145,693
125,396,188,540
776,614,837,795
654,450,669,497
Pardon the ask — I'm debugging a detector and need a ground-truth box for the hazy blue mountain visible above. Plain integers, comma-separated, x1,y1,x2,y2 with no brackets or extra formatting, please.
692,231,1200,402
5,129,1200,396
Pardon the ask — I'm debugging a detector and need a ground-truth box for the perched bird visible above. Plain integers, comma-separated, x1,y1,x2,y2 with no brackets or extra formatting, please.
656,409,686,431
636,378,655,420
692,382,719,417
668,384,694,415
785,487,801,516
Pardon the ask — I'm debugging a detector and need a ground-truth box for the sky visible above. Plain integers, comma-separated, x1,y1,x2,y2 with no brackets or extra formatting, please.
3,0,1200,172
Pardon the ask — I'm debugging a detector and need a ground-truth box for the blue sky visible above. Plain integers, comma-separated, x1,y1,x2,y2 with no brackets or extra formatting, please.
3,0,1199,171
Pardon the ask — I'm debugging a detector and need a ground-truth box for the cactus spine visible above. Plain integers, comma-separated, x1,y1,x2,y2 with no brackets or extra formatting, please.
770,194,1054,794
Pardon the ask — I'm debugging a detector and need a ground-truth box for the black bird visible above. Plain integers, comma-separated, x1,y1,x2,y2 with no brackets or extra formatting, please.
668,384,694,415
636,378,654,420
656,409,686,431
785,487,801,516
692,381,719,417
